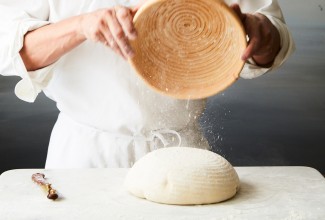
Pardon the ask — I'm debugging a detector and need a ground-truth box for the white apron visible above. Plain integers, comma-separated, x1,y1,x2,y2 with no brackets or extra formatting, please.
43,0,209,168
44,41,210,167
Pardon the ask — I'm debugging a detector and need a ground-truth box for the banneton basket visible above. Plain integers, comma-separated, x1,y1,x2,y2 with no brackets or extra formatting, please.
129,0,247,99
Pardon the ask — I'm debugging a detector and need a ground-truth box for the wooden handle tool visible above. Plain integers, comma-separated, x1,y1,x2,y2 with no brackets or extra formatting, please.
32,173,58,200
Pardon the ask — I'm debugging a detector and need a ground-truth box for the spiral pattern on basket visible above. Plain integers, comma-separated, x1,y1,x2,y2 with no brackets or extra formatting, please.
130,0,246,99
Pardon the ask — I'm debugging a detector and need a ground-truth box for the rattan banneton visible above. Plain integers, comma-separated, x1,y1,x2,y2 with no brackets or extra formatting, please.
129,0,247,99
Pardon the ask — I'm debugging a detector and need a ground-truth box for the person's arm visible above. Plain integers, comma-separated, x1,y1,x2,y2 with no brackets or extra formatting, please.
19,17,85,71
0,1,139,102
0,1,52,102
21,7,138,71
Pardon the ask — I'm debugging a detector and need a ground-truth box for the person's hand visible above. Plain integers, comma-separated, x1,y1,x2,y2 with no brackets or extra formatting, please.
231,4,281,67
78,6,138,59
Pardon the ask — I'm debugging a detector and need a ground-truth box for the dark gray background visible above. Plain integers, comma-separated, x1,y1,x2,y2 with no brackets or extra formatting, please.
1,1,325,174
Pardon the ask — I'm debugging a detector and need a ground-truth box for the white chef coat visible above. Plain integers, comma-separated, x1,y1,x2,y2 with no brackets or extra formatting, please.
0,0,295,168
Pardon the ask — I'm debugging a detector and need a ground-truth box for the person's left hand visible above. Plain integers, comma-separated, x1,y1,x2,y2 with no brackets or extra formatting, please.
231,4,281,67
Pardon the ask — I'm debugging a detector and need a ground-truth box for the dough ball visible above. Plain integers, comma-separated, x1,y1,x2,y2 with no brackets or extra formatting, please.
124,147,239,205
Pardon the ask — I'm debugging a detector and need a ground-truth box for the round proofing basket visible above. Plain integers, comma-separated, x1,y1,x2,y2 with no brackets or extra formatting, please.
129,0,247,99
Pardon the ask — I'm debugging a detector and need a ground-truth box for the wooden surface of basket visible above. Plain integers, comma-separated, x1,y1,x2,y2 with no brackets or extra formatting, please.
130,0,247,99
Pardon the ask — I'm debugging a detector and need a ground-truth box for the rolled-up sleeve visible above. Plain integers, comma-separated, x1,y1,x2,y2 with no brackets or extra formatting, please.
0,1,54,102
239,0,296,79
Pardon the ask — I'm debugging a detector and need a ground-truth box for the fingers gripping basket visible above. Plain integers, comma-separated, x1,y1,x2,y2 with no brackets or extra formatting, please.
129,0,247,99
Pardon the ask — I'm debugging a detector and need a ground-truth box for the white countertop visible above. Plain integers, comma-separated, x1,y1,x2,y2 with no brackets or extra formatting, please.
0,167,324,220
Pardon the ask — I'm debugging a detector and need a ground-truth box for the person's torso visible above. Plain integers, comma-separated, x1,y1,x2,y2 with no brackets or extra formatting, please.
44,0,207,134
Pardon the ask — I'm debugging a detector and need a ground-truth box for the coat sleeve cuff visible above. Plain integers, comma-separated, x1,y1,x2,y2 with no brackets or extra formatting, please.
11,18,55,103
13,54,55,103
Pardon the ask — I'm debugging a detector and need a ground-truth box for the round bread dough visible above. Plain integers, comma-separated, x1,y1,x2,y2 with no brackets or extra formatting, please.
124,147,240,205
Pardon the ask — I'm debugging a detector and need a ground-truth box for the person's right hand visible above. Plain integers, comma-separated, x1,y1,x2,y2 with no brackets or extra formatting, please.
78,6,138,59
231,4,280,67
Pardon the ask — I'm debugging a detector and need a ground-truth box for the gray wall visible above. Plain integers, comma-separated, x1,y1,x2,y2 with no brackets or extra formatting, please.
1,1,325,174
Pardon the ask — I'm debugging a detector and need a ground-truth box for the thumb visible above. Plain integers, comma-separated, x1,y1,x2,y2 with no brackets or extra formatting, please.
132,0,147,16
131,7,138,17
230,4,246,22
